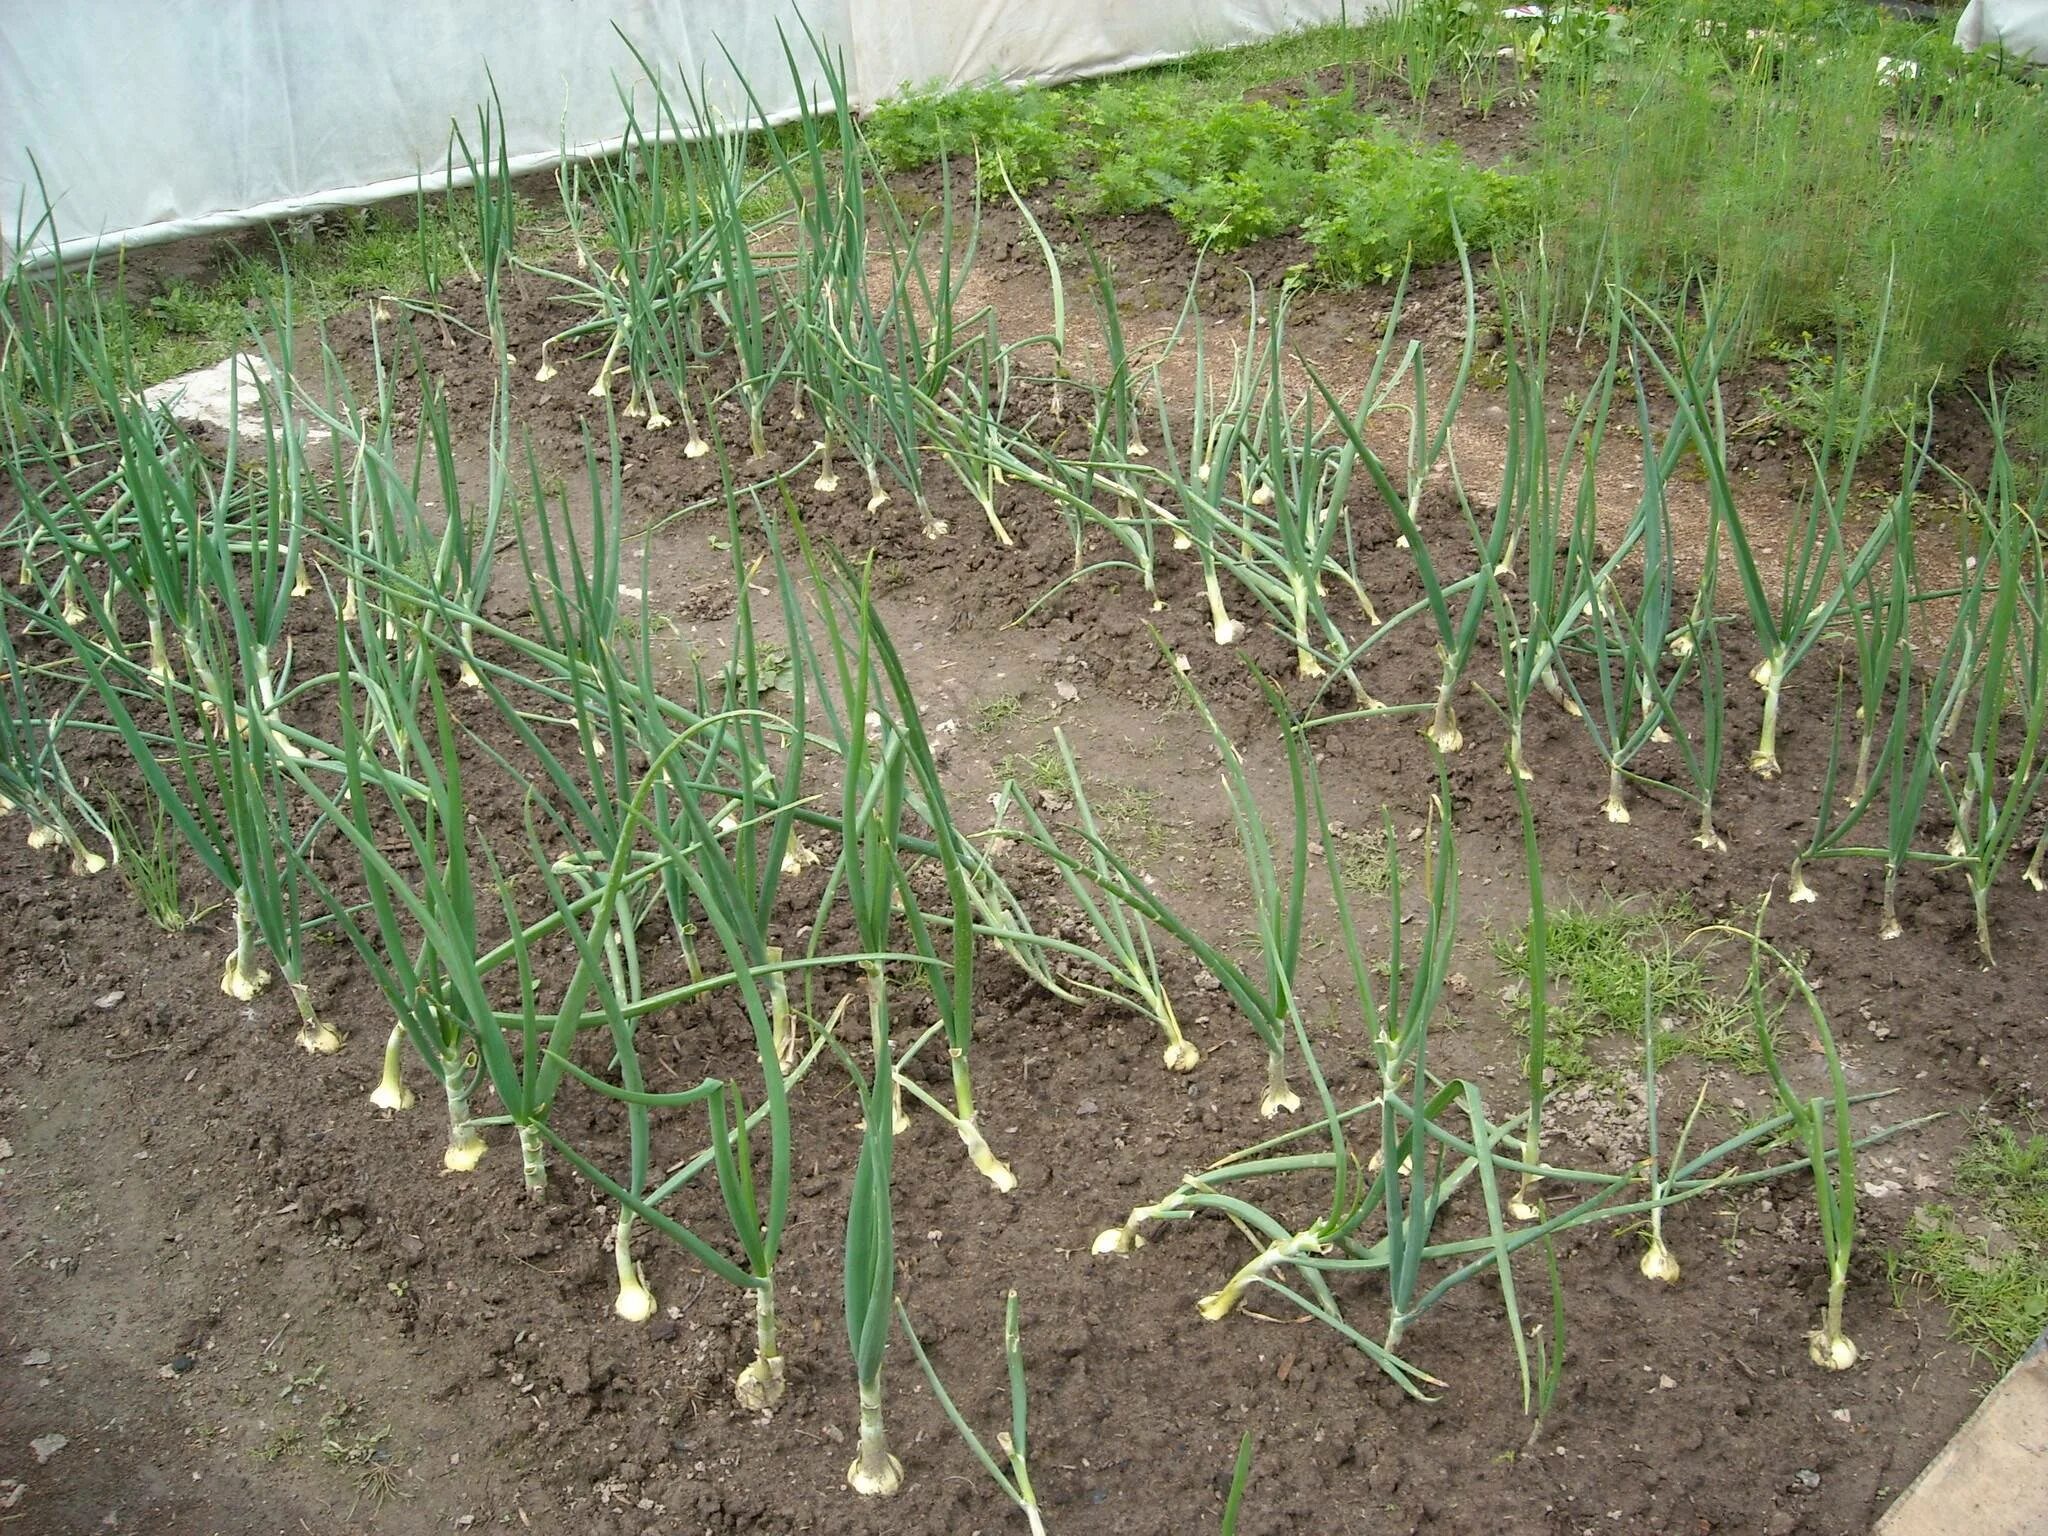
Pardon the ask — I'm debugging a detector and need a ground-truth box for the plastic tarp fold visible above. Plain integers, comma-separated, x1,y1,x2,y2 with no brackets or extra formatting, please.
2,0,1374,267
1956,0,2048,64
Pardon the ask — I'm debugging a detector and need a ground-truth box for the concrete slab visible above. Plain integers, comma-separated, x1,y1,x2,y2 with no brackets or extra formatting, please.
139,353,328,446
1875,1329,2048,1535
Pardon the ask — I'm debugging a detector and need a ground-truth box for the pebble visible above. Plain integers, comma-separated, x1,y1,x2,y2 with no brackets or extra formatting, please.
29,1434,66,1464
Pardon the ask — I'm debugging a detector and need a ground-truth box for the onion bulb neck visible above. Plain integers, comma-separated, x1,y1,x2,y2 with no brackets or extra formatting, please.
847,1380,903,1496
612,1216,657,1322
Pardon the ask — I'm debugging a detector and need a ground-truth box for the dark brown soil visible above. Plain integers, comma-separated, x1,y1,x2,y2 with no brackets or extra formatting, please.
5,165,2038,1536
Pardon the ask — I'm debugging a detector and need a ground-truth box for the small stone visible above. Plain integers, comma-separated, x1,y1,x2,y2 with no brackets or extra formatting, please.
169,1355,196,1374
1657,1374,1676,1390
1054,681,1080,703
30,1434,67,1464
95,991,125,1010
20,1349,51,1368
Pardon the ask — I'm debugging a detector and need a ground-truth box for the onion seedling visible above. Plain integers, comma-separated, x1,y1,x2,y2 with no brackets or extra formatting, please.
1310,235,1497,752
1221,1432,1255,1536
898,1290,1045,1536
992,728,1198,1070
1639,289,1896,778
1636,961,1709,1284
1733,904,1862,1369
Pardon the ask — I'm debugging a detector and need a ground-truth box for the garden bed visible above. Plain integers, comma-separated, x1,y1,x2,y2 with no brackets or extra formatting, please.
7,7,2048,1535
4,270,2037,1536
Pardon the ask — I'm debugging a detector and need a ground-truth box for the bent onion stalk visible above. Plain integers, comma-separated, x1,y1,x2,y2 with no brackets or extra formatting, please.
898,1290,1046,1536
990,728,1198,1071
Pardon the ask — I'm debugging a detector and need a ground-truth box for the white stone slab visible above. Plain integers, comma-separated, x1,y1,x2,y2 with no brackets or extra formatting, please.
139,353,329,446
1876,1330,2048,1535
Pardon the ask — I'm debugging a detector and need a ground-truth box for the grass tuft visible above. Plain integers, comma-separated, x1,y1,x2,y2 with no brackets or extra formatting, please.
1494,897,1753,1083
1901,1124,2048,1368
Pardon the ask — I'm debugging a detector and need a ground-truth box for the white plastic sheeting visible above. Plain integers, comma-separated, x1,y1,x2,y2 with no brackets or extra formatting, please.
1,1,1374,268
1956,0,2048,64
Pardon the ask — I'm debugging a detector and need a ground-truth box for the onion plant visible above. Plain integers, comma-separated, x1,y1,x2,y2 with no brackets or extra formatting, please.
1310,238,1497,751
1930,404,2048,963
0,187,100,465
996,678,1308,1120
840,617,904,1493
1176,672,1307,1118
450,81,518,366
26,378,343,1049
898,1290,1045,1535
1489,291,1618,780
1635,962,1709,1284
805,539,1015,1189
1736,906,1862,1370
1554,366,1693,826
1642,291,1898,778
1095,706,1932,1392
1505,763,1550,1220
991,727,1198,1071
1792,490,1993,940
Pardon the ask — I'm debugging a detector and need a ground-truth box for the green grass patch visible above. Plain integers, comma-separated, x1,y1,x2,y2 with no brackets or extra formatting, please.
4,195,495,405
1330,821,1395,896
117,202,488,384
998,743,1067,794
1901,1124,2048,1368
1093,783,1171,859
1493,896,1753,1085
970,692,1028,738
